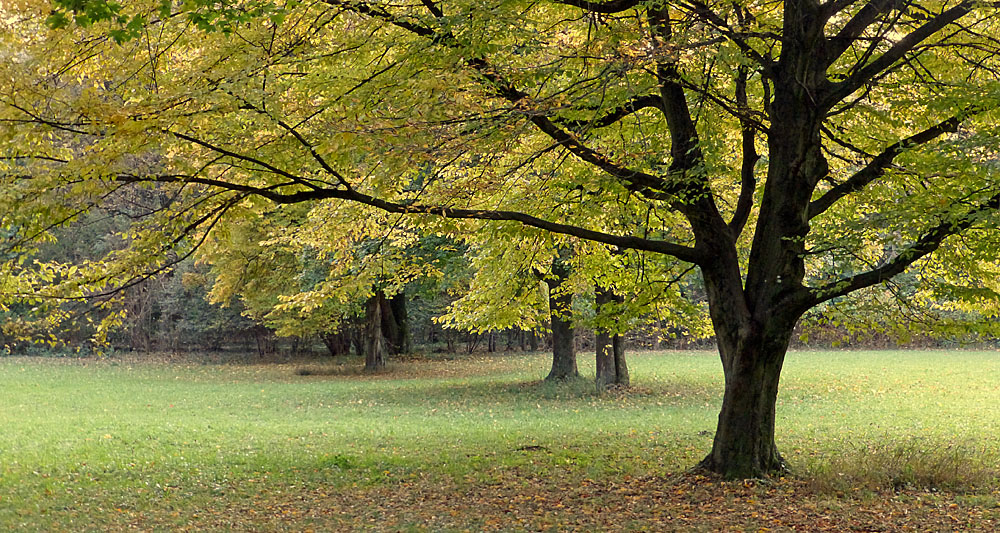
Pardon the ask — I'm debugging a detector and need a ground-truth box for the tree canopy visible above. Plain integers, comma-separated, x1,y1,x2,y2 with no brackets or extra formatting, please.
4,0,1000,478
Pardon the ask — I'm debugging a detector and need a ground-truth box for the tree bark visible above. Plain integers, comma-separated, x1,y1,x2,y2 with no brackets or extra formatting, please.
388,292,411,354
698,321,793,478
364,293,387,372
613,334,628,386
545,259,578,381
595,286,629,389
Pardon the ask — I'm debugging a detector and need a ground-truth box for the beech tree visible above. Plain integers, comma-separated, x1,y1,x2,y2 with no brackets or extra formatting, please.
4,0,1000,478
198,200,426,367
438,229,701,383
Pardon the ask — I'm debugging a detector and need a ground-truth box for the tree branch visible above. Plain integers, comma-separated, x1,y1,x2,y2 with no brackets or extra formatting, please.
551,0,645,14
728,65,758,237
808,109,976,219
675,0,775,74
324,0,687,201
557,94,665,133
824,1,979,105
647,6,718,209
808,190,1000,306
169,130,338,192
116,172,704,264
825,0,900,64
820,0,866,19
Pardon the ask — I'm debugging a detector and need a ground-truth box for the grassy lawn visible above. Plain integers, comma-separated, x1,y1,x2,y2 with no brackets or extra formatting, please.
2,349,1000,531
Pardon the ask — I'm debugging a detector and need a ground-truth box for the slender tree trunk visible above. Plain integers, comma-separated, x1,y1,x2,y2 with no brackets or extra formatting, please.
252,324,275,358
321,331,350,356
595,332,629,388
545,260,578,381
350,324,364,356
595,329,613,388
379,291,400,353
613,334,628,386
364,294,387,372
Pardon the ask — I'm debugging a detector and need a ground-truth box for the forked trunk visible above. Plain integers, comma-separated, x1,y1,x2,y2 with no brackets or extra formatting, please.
595,333,629,389
699,322,794,478
595,287,628,389
613,335,628,386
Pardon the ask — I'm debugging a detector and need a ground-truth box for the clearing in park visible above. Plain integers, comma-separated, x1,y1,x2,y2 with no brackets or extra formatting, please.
2,349,1000,531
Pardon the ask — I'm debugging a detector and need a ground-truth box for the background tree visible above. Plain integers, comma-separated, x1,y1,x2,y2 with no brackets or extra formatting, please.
544,252,580,380
594,286,628,388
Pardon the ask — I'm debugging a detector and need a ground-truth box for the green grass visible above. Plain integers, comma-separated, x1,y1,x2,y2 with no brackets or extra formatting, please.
2,349,1000,530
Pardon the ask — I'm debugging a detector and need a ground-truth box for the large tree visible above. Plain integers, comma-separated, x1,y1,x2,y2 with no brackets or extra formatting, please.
4,0,1000,478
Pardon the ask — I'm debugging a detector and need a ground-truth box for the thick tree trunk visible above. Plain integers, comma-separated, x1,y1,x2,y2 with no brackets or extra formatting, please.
548,311,577,380
545,261,578,381
595,287,629,389
698,319,795,478
388,292,411,354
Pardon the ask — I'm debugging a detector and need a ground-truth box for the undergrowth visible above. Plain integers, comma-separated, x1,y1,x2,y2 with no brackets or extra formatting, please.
805,437,999,493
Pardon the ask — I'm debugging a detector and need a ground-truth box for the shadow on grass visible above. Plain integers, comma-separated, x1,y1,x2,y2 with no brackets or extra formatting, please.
294,364,369,377
290,362,719,410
